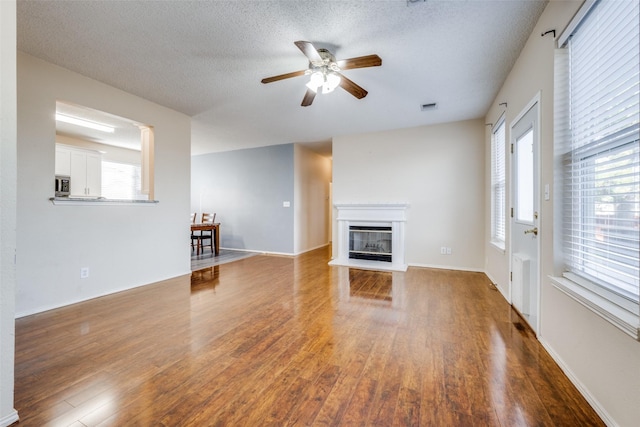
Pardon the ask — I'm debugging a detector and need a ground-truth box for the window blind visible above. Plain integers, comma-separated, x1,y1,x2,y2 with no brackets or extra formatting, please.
562,0,640,301
102,161,146,200
491,119,506,244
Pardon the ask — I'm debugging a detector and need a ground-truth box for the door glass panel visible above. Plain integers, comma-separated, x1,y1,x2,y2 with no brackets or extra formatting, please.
516,129,534,223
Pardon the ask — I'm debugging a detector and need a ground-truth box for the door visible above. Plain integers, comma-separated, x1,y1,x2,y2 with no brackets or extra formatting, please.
510,99,540,333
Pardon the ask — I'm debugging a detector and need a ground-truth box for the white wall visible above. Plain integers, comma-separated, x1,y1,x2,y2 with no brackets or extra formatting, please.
333,119,485,271
293,144,331,255
484,2,640,426
0,2,19,425
191,144,295,254
16,53,192,317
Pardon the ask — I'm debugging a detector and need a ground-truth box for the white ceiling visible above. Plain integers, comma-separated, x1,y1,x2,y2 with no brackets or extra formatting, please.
17,0,548,157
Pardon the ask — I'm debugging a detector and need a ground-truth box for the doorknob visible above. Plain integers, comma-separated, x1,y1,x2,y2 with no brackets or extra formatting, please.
524,227,538,236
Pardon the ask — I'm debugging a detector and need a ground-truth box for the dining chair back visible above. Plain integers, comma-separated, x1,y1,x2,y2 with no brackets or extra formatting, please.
190,213,198,251
201,212,216,224
198,213,216,253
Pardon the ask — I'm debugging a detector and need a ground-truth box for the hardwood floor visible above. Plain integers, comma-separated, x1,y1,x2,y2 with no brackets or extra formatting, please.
13,246,604,426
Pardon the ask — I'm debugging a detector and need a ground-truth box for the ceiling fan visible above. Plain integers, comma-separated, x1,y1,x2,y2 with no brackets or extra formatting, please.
261,41,382,107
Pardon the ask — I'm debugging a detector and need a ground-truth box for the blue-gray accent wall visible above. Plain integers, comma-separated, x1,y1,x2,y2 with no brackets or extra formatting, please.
191,144,294,254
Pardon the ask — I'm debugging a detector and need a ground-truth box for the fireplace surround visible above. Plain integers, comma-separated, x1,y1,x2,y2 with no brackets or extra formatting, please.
330,203,408,272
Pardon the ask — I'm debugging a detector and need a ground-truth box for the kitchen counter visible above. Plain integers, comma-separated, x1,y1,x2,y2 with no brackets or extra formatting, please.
50,197,159,206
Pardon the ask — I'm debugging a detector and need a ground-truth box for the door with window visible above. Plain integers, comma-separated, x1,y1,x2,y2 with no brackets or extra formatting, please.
511,100,540,333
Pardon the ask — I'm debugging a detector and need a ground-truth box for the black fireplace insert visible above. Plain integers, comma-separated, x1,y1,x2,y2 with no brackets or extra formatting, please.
349,225,392,262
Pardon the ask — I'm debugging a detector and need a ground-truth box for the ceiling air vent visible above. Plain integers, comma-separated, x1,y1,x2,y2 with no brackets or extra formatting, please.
420,103,437,111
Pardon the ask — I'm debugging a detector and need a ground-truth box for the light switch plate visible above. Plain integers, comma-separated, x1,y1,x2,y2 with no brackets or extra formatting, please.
544,184,550,201
283,201,291,208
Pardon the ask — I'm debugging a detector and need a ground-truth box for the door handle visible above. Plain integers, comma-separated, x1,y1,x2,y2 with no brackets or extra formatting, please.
524,227,538,236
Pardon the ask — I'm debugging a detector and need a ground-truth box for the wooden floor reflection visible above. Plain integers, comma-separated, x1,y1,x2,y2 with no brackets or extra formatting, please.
13,246,604,426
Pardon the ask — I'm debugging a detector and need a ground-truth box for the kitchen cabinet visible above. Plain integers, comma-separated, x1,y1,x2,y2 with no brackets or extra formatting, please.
55,146,71,175
56,144,102,197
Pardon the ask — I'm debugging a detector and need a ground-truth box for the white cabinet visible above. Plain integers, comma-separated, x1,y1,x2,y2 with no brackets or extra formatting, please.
84,153,102,197
56,144,102,197
55,146,71,175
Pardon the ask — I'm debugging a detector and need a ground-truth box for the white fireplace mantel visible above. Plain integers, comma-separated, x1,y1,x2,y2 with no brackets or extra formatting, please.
330,203,409,272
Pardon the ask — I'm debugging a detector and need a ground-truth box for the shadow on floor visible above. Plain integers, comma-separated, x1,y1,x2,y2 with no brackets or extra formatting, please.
191,249,259,271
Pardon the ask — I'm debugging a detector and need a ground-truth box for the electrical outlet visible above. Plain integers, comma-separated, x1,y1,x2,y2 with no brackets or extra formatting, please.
80,267,89,279
446,247,452,255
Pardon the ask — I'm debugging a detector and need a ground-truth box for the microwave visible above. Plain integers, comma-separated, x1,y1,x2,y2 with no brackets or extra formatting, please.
55,175,70,197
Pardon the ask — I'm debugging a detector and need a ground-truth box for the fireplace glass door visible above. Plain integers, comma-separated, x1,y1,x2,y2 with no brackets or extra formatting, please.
349,226,392,262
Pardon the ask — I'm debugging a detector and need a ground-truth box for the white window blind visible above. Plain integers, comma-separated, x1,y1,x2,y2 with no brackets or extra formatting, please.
491,119,506,246
102,161,147,200
562,0,639,303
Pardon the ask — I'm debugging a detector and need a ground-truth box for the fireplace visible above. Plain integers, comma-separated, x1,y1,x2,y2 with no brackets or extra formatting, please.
349,226,392,262
330,203,408,272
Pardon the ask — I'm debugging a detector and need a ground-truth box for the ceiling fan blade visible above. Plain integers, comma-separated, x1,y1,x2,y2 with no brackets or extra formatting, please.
301,89,316,107
261,69,307,84
294,41,323,63
338,74,368,99
337,54,382,70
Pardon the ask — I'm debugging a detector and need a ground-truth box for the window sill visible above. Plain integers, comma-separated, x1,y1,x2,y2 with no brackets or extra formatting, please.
490,239,506,253
549,275,639,340
50,197,158,206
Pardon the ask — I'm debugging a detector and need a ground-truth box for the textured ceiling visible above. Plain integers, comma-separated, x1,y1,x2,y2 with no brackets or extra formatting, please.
17,0,548,156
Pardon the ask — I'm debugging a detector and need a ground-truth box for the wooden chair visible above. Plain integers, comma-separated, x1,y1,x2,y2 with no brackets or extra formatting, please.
190,213,197,251
198,212,216,254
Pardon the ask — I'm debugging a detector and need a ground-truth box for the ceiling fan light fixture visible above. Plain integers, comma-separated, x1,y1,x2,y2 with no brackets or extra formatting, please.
306,71,324,92
262,41,380,106
306,69,340,95
322,83,334,94
323,72,341,94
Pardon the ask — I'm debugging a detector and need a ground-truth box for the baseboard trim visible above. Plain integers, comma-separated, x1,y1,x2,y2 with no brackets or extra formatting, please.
0,409,19,427
219,247,292,257
294,243,330,256
408,262,484,273
218,244,329,258
538,337,617,427
484,270,510,302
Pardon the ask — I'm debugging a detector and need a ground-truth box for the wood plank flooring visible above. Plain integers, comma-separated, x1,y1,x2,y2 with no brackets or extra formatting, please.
13,246,604,426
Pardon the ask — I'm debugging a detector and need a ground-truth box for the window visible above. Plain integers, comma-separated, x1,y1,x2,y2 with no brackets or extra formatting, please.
102,161,147,200
554,0,639,337
515,128,534,223
491,118,506,248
